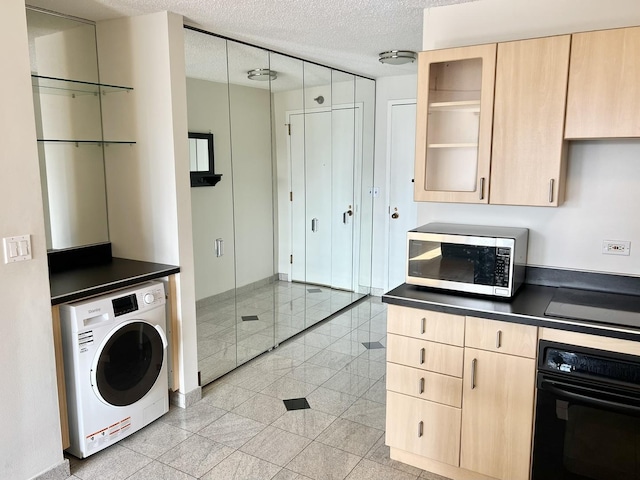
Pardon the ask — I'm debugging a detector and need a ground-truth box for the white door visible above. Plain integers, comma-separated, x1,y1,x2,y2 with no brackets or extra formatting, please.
289,107,360,290
387,101,418,291
331,106,358,291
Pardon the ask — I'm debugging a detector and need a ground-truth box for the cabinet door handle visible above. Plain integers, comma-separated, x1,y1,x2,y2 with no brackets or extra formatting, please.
419,348,425,365
418,420,424,438
471,358,477,390
215,238,224,257
419,377,425,394
496,330,502,349
479,177,485,200
549,179,555,203
421,317,426,335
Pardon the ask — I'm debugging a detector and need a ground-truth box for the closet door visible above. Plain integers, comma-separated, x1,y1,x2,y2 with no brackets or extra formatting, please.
228,41,276,364
185,30,238,386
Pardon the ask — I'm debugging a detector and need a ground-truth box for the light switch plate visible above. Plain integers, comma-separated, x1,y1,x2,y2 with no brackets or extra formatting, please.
3,235,32,264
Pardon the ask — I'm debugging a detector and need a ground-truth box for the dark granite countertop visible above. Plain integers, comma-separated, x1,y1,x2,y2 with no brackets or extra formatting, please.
50,257,180,305
383,269,640,342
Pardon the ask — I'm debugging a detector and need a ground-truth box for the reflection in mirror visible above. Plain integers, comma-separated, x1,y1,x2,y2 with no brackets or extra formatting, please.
186,28,377,387
270,52,306,343
27,7,109,251
227,41,276,366
189,134,212,172
184,29,237,385
188,132,221,187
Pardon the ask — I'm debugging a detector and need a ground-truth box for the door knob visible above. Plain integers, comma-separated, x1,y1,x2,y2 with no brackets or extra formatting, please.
391,212,399,219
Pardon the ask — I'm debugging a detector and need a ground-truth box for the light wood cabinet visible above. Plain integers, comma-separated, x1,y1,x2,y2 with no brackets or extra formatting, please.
387,362,463,408
460,347,536,480
414,44,496,203
386,305,465,468
387,391,462,466
490,35,570,206
465,316,538,358
565,26,640,139
415,36,570,207
387,334,463,377
387,306,464,346
386,307,538,480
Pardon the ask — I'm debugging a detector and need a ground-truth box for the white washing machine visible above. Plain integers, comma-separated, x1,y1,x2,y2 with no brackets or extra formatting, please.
59,281,169,458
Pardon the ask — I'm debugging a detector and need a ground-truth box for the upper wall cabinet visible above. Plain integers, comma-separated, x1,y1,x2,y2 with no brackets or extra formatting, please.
490,35,570,206
414,44,496,204
415,36,570,207
565,26,640,139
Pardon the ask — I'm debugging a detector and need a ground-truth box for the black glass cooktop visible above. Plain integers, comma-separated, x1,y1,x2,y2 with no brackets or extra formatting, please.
545,288,640,328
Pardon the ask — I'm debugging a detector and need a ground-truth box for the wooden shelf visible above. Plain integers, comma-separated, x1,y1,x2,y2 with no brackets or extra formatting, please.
428,100,480,112
428,143,478,149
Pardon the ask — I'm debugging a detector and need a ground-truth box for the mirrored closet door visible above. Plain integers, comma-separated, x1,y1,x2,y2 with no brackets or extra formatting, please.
184,27,376,386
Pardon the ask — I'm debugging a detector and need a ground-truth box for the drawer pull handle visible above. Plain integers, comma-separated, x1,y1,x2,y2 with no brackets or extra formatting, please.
418,420,424,438
419,377,425,394
421,317,426,335
471,358,477,390
549,178,555,203
496,330,502,349
419,348,425,365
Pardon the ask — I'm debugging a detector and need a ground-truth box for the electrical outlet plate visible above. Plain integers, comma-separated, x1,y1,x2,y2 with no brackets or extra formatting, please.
602,240,631,256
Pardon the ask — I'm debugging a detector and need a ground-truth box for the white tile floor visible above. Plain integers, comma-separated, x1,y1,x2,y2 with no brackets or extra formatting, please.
66,297,451,480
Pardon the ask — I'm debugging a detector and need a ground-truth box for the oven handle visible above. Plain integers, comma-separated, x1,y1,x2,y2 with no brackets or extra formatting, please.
540,378,640,415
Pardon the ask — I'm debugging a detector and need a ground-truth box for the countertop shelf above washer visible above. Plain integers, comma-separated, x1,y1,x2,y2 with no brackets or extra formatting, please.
50,257,180,305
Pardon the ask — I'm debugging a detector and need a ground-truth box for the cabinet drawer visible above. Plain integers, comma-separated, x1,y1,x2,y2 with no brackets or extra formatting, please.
388,305,464,346
387,333,463,377
387,362,462,408
386,391,461,466
465,317,537,358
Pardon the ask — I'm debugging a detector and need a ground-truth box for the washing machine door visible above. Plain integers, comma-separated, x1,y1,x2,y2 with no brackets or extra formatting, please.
91,320,167,407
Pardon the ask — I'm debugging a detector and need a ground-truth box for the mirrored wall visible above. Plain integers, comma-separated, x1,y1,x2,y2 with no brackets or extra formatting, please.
184,27,376,385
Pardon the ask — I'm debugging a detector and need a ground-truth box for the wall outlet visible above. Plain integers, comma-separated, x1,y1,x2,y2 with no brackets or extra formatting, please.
602,240,631,256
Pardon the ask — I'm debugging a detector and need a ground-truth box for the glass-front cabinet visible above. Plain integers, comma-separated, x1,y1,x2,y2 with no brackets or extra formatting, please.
414,44,496,204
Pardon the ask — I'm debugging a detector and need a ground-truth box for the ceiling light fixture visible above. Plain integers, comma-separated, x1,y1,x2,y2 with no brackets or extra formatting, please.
378,50,417,65
247,68,277,81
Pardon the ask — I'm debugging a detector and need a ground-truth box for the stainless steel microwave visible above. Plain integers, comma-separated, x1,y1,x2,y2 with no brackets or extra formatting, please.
406,223,529,298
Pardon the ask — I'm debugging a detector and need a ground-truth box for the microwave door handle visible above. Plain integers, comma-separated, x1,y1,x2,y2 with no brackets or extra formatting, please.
540,379,640,415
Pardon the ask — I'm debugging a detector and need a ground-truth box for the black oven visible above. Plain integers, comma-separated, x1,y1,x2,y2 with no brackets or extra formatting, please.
532,341,640,480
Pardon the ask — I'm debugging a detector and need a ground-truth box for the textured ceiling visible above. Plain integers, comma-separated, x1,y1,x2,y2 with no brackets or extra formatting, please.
26,0,477,79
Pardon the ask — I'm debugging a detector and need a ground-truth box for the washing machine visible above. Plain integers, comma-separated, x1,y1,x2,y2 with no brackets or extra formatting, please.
59,281,169,458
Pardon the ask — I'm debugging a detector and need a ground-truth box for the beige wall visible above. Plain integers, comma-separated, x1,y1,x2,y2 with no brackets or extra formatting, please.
96,11,199,398
0,0,66,478
419,0,640,276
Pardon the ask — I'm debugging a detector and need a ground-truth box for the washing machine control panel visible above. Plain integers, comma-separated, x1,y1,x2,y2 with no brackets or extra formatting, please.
112,293,138,317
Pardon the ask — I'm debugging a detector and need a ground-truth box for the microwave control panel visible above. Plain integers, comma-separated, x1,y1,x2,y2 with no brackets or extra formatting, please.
494,247,511,287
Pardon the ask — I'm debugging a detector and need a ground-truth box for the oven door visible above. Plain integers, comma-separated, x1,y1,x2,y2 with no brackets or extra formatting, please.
532,373,640,480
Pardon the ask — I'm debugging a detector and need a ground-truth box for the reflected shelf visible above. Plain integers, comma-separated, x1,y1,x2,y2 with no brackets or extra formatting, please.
31,75,133,96
37,139,136,146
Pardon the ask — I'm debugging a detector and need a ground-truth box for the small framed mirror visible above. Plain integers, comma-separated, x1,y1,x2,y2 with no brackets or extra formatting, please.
189,132,222,186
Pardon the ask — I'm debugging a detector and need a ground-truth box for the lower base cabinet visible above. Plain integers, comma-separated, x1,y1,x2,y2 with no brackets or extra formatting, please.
460,348,536,480
386,391,461,466
386,308,538,480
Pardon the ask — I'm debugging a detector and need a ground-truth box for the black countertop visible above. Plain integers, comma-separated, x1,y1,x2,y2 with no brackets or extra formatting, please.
383,278,640,342
50,257,180,305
